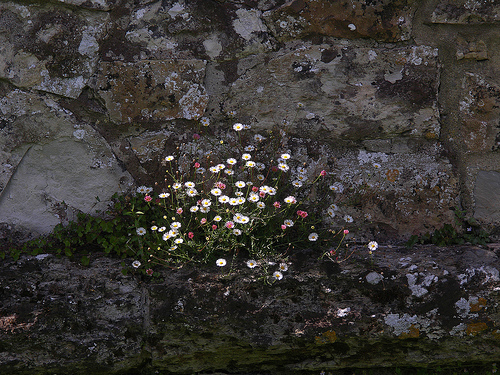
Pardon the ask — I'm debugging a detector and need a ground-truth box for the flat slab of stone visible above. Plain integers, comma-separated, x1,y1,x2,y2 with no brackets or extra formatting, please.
264,0,414,42
431,0,500,23
94,60,208,123
0,244,498,374
474,170,500,223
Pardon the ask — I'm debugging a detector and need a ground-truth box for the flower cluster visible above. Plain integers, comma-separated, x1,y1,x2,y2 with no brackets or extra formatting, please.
126,119,378,279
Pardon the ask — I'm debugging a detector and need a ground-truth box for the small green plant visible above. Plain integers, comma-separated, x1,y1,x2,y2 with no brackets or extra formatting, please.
406,208,490,248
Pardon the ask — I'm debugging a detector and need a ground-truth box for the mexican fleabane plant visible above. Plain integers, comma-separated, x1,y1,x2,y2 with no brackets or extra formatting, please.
126,122,356,276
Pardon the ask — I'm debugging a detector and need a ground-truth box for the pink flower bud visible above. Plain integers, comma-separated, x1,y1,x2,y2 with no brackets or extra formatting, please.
320,170,327,176
188,232,194,239
343,229,349,235
281,224,287,230
194,162,200,168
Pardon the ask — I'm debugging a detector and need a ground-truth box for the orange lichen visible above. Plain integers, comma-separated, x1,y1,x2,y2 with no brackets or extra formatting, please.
399,324,420,339
470,297,487,312
315,330,337,344
466,322,488,336
385,169,400,182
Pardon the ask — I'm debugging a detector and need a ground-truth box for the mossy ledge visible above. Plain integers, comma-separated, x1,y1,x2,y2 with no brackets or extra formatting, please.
1,243,499,375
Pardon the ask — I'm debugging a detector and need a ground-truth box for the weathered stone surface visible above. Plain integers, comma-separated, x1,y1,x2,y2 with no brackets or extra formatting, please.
458,72,500,153
474,171,500,223
224,42,440,141
94,60,209,123
431,0,500,24
0,2,109,98
53,0,118,11
0,90,133,235
1,244,499,374
264,0,414,42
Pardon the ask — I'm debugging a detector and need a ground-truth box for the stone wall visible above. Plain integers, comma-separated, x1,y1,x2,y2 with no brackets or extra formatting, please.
1,244,499,374
0,0,499,238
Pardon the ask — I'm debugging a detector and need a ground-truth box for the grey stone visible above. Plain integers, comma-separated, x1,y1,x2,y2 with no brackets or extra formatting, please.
0,244,499,374
474,170,500,223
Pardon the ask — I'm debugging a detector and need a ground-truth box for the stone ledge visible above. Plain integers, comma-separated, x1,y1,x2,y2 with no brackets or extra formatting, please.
1,243,499,374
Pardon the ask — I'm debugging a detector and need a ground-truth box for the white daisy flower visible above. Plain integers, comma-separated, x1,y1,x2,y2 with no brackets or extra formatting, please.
278,163,289,172
186,189,198,197
200,206,210,213
185,182,196,188
216,258,227,267
254,134,266,142
200,117,210,126
235,181,246,188
136,186,148,194
224,169,234,175
159,192,170,198
165,156,174,161
136,227,146,236
344,215,354,223
330,203,339,211
244,145,255,152
209,166,219,173
158,226,166,232
292,180,303,188
162,232,171,241
279,263,288,272
281,153,291,160
132,260,141,268
297,174,307,181
256,163,266,171
233,123,244,131
273,271,283,280
242,153,252,161
227,158,237,165
201,199,211,207
233,229,242,236
257,202,266,209
284,196,296,204
267,187,277,195
218,195,230,204
175,238,184,244
196,167,206,174
257,174,265,181
284,219,294,227
235,191,244,197
229,198,239,206
170,222,182,230
211,188,222,196
213,215,222,222
247,260,257,268
329,182,344,193
246,161,256,168
308,233,319,241
248,193,259,202
368,241,379,251
326,208,336,218
172,183,182,190
190,206,199,213
236,197,246,205
151,226,158,231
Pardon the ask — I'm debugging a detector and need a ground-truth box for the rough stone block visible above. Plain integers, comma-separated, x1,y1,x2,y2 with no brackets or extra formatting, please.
474,170,500,223
94,60,208,123
431,0,500,24
0,91,132,235
458,72,500,153
264,0,414,42
224,42,440,142
0,2,109,98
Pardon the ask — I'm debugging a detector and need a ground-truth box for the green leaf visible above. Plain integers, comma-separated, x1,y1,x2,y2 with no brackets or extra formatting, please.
81,256,90,266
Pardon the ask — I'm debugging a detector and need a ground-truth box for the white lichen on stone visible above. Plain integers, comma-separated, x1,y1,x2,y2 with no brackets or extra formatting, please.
233,9,267,41
366,271,383,285
406,272,438,297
